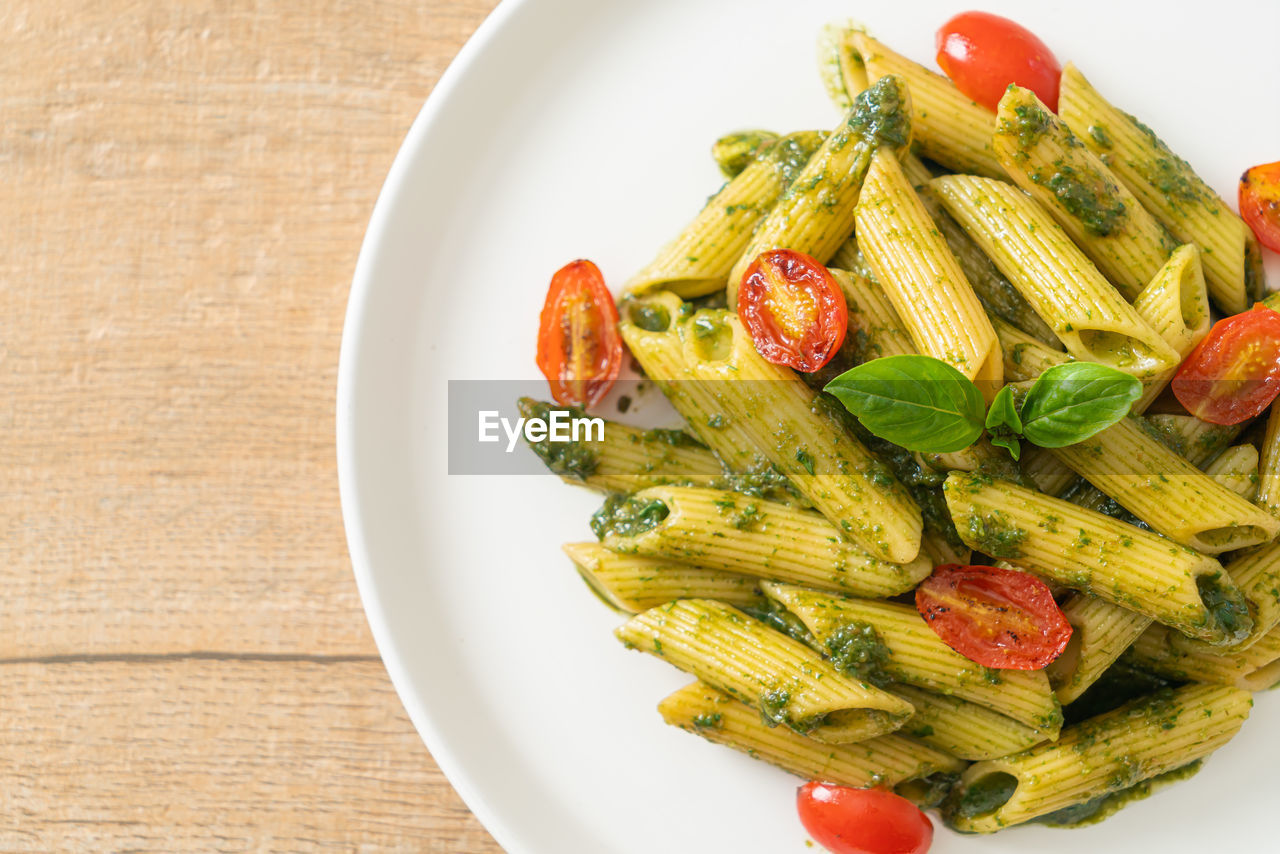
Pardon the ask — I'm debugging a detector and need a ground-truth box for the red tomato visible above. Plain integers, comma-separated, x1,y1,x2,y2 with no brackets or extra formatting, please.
1240,161,1280,253
797,782,932,854
1171,304,1280,425
737,249,847,372
936,12,1061,112
915,564,1072,670
535,259,622,408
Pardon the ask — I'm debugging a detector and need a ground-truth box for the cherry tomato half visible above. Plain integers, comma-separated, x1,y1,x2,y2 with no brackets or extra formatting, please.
738,249,847,372
936,12,1061,112
916,564,1072,670
535,259,622,408
1240,161,1280,253
797,782,932,854
1171,304,1280,425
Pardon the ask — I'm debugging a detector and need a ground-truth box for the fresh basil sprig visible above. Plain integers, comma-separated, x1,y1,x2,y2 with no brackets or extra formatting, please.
823,355,986,453
984,385,1024,460
825,355,1142,457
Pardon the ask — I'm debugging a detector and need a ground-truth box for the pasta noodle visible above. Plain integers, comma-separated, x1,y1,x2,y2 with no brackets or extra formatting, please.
659,681,964,788
942,471,1252,645
992,85,1176,300
596,486,932,597
1058,63,1264,314
562,541,761,614
726,75,912,305
619,296,924,562
628,132,828,298
930,175,1180,377
616,598,914,743
943,684,1252,832
855,148,1002,392
761,582,1062,735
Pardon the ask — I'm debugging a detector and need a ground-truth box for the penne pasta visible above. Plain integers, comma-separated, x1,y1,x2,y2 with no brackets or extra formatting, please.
628,131,828,298
1048,416,1280,554
596,486,932,597
850,32,1003,178
930,175,1180,377
943,684,1252,832
1058,62,1264,314
992,85,1176,300
943,471,1252,645
726,75,912,305
562,541,762,614
855,149,1002,393
616,599,914,743
619,295,925,562
659,681,964,788
761,582,1062,736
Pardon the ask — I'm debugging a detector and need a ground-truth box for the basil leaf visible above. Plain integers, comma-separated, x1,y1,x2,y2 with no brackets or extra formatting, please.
984,385,1024,461
1019,362,1142,448
990,433,1022,461
825,355,985,453
984,386,1023,434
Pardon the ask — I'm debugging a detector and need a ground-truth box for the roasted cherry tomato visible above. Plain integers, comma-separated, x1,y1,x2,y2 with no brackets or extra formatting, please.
797,782,932,854
737,249,847,372
1240,161,1280,253
535,259,622,408
936,12,1061,112
916,564,1072,670
1171,304,1280,425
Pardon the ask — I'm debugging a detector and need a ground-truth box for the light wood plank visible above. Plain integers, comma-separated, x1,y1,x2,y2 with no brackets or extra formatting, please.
0,658,504,852
0,0,495,658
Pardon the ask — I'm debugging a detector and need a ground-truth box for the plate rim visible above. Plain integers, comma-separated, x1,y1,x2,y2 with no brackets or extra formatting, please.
335,1,530,851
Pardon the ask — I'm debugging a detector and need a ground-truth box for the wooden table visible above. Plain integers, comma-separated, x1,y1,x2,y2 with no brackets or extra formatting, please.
1,2,503,849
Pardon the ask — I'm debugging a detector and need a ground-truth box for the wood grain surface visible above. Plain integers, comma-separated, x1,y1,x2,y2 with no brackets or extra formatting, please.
0,1,503,849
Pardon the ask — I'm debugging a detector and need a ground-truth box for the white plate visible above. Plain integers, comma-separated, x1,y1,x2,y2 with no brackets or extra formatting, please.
337,1,1280,851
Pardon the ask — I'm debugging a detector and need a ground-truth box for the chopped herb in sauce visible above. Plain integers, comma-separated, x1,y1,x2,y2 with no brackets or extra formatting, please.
1031,162,1127,236
825,621,892,687
516,398,599,480
965,511,1028,559
590,494,670,540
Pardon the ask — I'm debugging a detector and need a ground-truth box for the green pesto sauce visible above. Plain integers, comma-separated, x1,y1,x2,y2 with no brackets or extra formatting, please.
711,461,808,506
838,416,965,550
966,511,1028,559
691,313,721,340
825,621,892,687
626,301,671,333
590,494,670,540
1088,124,1113,149
1039,761,1203,828
1127,114,1210,207
1135,415,1190,457
758,687,793,729
639,427,704,448
795,447,816,476
847,76,911,151
1007,102,1053,149
691,712,723,730
949,772,1018,820
1197,572,1252,643
1031,162,1126,237
742,599,815,646
765,131,829,187
1063,662,1174,725
896,771,960,810
516,398,599,480
713,494,762,531
711,129,779,178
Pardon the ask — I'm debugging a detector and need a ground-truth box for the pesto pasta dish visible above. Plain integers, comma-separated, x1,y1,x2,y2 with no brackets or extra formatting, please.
518,10,1280,853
